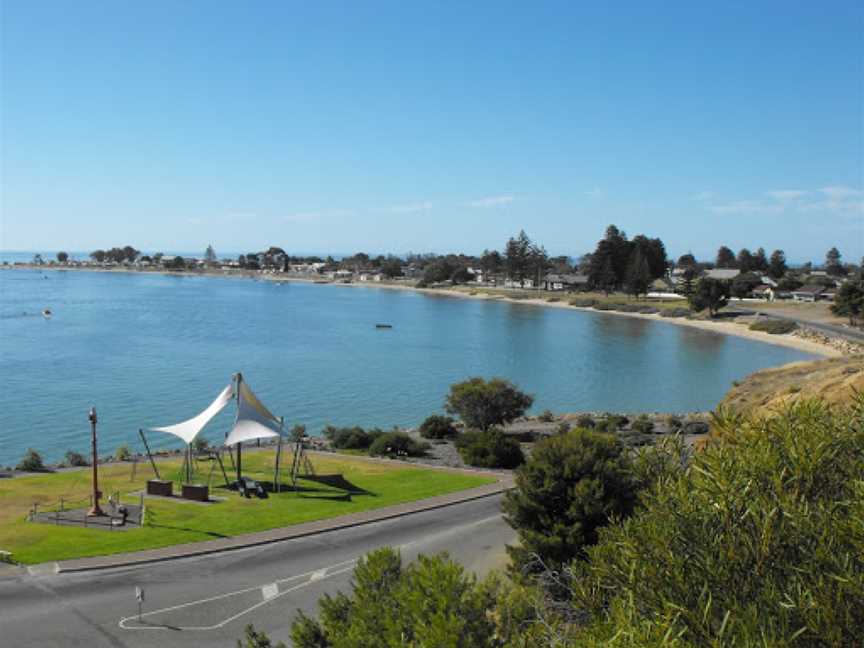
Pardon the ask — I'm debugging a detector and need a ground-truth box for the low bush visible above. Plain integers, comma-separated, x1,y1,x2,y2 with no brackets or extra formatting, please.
537,409,555,423
749,318,798,334
16,448,47,472
556,422,570,435
637,305,659,314
455,429,524,469
191,437,210,453
592,302,616,311
575,414,595,429
64,450,88,467
569,297,597,308
546,297,560,303
115,444,132,461
665,414,683,431
368,431,430,458
598,413,628,433
631,414,655,434
323,425,383,450
659,307,691,318
418,415,457,440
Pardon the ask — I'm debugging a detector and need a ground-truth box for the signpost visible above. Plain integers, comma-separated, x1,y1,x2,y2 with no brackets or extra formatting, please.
135,586,145,622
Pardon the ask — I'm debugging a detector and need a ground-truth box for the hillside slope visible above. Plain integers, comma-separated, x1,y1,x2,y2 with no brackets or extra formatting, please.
721,356,864,412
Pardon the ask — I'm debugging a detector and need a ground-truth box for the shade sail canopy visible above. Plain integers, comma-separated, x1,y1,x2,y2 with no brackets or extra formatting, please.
224,380,282,446
148,383,234,444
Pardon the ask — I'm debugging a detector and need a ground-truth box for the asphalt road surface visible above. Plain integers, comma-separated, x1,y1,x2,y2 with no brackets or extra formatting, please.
0,494,513,647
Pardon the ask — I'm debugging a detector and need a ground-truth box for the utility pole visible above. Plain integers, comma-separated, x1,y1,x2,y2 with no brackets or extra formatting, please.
87,407,105,517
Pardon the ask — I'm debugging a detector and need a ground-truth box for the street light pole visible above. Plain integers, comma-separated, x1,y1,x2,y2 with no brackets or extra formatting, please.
87,407,105,517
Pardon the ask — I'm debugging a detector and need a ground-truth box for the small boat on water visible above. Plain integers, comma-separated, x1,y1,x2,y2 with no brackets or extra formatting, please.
42,308,52,319
375,323,393,329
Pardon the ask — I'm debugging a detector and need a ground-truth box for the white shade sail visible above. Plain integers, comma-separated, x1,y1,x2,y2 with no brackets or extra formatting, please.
224,380,282,446
149,383,234,444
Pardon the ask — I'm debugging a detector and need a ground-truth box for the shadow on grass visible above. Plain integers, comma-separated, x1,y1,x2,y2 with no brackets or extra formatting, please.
300,474,375,496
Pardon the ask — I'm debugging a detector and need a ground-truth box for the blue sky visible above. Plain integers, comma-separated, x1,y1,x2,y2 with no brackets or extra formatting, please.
1,1,861,263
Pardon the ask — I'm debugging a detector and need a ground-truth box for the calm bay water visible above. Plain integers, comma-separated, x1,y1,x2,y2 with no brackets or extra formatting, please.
0,269,815,466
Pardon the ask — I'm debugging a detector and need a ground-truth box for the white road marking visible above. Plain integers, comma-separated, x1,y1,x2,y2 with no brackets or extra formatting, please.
118,557,358,631
115,517,502,634
261,583,279,600
309,568,327,582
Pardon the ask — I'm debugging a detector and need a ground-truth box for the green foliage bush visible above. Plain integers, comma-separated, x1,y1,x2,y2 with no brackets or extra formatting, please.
748,318,798,334
368,431,429,458
322,425,383,450
659,306,691,318
445,377,533,431
64,450,88,467
455,430,524,469
503,429,636,571
665,414,683,431
16,448,47,472
289,548,502,648
575,414,595,429
569,297,597,307
114,444,132,461
418,414,457,440
631,414,655,434
537,409,555,422
566,399,864,645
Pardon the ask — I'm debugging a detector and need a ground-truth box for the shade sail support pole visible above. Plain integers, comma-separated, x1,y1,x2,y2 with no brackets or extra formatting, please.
139,429,160,480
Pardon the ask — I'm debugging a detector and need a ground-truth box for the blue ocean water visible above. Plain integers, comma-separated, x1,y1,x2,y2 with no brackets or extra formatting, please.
0,269,816,466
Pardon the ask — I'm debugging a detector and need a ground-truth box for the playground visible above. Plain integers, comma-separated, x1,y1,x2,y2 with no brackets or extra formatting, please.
0,448,493,565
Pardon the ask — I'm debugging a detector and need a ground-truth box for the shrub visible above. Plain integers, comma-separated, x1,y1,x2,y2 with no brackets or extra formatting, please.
191,437,210,453
115,444,132,461
288,548,502,648
445,377,533,431
503,428,637,571
537,409,555,423
546,297,560,303
64,450,88,467
665,414,683,431
418,415,457,440
455,430,524,469
659,306,691,318
369,431,430,458
569,297,597,308
575,414,595,429
556,422,570,435
631,414,655,434
567,399,864,645
16,448,47,472
637,305,659,314
598,413,628,433
323,425,381,450
749,318,798,334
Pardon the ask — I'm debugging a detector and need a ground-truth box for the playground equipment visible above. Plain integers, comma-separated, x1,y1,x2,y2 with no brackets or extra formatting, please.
139,373,287,497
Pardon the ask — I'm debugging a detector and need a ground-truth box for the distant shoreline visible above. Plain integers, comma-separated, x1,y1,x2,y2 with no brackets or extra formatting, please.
5,262,842,358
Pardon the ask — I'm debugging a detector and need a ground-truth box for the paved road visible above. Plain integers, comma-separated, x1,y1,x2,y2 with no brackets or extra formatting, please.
0,495,513,647
736,306,864,344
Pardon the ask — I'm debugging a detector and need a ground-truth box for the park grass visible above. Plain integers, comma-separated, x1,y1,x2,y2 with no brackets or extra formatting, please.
0,450,493,565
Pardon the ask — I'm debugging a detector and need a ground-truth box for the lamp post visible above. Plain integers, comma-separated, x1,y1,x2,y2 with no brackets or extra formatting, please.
87,407,105,517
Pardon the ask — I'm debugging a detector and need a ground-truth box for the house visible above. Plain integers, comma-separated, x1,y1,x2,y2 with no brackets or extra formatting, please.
542,273,589,291
760,275,778,288
704,268,740,281
790,285,826,302
751,285,776,301
504,278,534,289
359,270,382,282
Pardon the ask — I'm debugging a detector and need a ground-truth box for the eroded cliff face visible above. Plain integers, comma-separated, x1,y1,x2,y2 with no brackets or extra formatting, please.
720,356,864,413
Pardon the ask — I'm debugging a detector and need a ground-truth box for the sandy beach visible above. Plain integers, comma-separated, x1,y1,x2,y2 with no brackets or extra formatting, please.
8,263,847,358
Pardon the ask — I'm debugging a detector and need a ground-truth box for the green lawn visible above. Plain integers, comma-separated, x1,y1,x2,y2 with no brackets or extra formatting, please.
0,450,493,564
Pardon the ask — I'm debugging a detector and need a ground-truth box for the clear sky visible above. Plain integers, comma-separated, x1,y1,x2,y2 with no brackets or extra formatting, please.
1,1,862,262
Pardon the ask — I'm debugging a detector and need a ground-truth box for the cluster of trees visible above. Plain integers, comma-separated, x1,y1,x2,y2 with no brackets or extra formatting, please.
585,225,668,296
89,246,140,263
243,396,864,647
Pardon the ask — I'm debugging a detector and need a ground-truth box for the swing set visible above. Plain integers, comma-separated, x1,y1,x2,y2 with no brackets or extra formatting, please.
137,373,314,497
